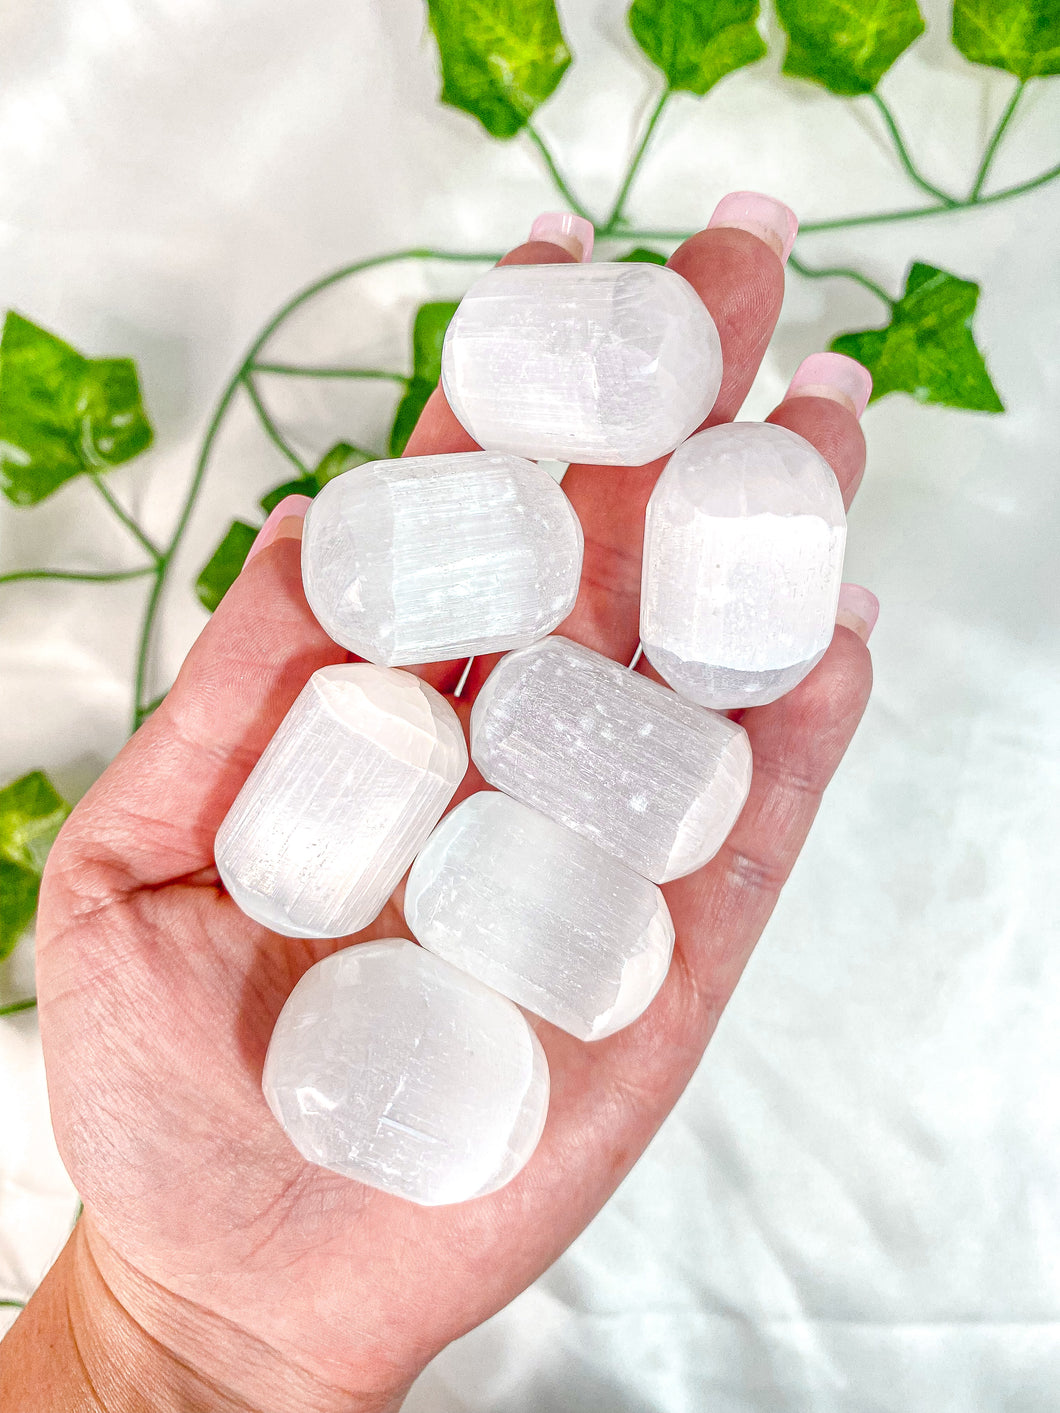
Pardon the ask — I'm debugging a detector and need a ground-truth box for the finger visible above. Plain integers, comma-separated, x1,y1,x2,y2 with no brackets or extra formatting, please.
553,196,796,671
50,501,340,888
401,226,588,695
766,351,871,510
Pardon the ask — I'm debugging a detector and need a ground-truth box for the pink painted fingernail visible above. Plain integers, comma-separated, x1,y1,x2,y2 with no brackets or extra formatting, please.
707,191,798,263
836,583,879,643
787,352,873,418
529,211,595,262
244,494,312,567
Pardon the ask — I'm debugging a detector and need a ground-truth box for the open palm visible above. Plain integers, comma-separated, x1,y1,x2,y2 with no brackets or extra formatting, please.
34,220,871,1412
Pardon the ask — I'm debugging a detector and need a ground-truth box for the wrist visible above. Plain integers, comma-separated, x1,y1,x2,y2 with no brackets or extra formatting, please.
0,1217,411,1413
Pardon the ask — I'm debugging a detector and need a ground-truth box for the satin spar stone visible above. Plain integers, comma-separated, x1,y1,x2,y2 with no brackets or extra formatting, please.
441,262,723,466
470,636,752,884
215,665,466,938
301,451,583,666
641,422,847,709
263,939,549,1205
406,792,675,1041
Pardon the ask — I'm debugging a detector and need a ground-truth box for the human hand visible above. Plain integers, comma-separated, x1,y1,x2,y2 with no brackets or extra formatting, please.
3,201,873,1412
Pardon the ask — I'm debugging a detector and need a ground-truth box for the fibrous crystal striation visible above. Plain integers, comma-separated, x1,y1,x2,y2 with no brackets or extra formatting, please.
406,792,675,1041
301,451,583,666
641,422,847,708
215,664,466,938
263,939,549,1205
441,262,723,466
470,636,752,884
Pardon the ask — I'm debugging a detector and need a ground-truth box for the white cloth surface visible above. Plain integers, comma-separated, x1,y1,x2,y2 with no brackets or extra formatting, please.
2,1,1059,1407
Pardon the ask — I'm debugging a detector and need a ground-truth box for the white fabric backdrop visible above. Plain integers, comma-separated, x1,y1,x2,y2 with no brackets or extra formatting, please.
2,2,1059,1407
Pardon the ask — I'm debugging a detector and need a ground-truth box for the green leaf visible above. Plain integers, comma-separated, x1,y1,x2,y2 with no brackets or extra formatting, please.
628,0,766,95
0,862,40,961
775,0,925,95
312,442,371,485
0,311,153,506
259,444,373,513
0,770,70,873
425,0,573,138
952,0,1060,79
617,246,669,264
830,262,1004,411
259,475,320,514
196,521,258,613
0,770,70,960
389,302,460,457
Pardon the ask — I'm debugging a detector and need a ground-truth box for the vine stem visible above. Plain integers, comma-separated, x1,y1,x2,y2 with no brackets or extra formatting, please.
130,249,502,728
0,997,37,1017
0,567,154,587
0,1299,26,1309
787,254,894,306
251,362,408,383
87,473,164,562
869,92,958,206
606,89,670,230
969,79,1026,201
524,123,593,221
241,372,310,473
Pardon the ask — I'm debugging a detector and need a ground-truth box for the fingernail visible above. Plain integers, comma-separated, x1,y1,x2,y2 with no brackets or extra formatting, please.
244,494,312,567
529,211,595,262
787,352,873,418
707,191,798,263
836,583,879,643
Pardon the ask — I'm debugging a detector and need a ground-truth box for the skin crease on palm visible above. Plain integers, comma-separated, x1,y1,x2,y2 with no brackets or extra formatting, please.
2,216,872,1413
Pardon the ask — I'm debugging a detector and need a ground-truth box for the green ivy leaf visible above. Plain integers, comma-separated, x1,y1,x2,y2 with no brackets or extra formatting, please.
195,521,258,613
312,441,371,485
628,0,766,95
0,770,70,960
0,311,153,506
616,246,669,264
0,862,40,961
775,0,925,95
389,301,460,457
259,475,320,514
952,0,1060,79
259,444,372,514
830,262,1004,411
425,0,573,138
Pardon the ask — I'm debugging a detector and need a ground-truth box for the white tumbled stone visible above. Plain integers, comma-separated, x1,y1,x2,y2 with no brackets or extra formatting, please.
441,262,723,466
470,637,752,884
406,792,674,1041
301,451,582,666
641,422,847,709
215,665,466,938
263,939,549,1205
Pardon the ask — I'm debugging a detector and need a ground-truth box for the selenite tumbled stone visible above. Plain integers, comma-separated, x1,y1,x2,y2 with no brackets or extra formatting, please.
406,792,674,1041
641,422,847,709
215,665,466,938
470,636,752,884
301,451,583,665
440,262,723,466
263,939,549,1205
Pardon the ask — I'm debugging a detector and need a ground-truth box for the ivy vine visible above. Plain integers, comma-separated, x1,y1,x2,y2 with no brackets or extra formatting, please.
1,0,1059,1004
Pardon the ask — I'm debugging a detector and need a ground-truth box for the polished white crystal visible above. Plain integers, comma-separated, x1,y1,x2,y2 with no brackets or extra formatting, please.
263,939,549,1205
301,451,583,665
406,792,674,1041
441,262,723,466
641,422,847,709
470,636,752,884
215,665,466,938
